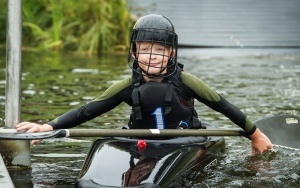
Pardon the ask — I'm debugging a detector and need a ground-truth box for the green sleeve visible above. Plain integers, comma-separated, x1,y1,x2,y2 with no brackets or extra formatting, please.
48,77,132,129
181,72,256,134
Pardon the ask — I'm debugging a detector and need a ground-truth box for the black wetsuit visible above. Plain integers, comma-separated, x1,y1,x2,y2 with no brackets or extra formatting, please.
47,71,256,135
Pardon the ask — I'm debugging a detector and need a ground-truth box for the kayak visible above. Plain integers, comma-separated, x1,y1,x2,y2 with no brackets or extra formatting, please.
75,126,225,188
0,114,298,187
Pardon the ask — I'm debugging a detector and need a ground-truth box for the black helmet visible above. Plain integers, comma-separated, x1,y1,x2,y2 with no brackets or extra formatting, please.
128,14,178,78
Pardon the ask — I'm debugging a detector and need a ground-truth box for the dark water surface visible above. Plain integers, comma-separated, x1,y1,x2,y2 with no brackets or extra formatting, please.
0,49,299,187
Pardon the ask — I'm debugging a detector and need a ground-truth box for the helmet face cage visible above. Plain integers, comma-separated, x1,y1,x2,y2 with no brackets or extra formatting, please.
128,15,178,78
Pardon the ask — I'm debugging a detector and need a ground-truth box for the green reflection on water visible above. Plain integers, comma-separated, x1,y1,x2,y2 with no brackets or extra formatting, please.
19,51,129,127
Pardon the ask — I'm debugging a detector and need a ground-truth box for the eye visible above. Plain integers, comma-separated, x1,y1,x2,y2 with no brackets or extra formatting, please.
139,47,148,51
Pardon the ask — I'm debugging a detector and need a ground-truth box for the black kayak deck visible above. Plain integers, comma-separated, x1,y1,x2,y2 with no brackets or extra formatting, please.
76,135,225,188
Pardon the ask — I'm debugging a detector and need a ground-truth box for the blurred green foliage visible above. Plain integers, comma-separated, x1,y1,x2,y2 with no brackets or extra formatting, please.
0,0,134,55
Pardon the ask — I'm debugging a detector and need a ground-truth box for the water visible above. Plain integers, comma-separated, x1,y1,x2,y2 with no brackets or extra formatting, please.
0,49,300,187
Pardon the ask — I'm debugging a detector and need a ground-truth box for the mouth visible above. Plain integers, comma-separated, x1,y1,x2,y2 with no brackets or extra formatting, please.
148,62,162,67
149,64,159,67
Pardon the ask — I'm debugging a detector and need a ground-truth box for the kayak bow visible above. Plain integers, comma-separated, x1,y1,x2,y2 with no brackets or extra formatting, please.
75,135,225,188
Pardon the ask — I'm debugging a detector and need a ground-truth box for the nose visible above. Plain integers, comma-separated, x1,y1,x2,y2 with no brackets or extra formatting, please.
149,53,157,60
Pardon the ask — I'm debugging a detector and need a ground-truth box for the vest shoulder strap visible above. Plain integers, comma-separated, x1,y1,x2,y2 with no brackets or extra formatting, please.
130,64,184,121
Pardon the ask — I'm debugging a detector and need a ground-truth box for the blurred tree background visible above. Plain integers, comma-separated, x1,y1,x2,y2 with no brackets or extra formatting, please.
0,0,134,55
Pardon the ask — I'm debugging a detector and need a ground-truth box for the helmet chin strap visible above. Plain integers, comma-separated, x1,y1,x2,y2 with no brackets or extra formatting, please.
140,66,167,78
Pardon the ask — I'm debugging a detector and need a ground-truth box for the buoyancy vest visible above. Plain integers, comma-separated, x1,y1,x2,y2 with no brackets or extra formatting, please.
129,63,202,129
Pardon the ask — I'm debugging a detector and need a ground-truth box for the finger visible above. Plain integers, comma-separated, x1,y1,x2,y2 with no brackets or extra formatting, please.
251,146,263,155
31,139,42,145
267,144,273,150
15,122,32,128
17,122,34,131
16,122,39,132
26,125,41,133
16,122,33,131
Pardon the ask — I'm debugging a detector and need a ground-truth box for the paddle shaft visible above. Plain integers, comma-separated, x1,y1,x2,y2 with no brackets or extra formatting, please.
68,129,248,137
0,129,249,140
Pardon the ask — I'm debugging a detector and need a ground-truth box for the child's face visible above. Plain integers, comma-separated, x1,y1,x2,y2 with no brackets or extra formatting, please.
134,42,173,76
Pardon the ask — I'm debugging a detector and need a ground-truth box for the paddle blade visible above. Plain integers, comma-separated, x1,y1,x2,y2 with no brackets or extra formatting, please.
255,114,300,149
